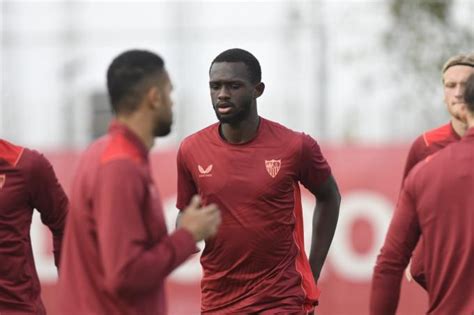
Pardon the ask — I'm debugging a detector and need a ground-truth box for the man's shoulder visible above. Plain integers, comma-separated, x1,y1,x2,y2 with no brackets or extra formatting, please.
261,117,304,140
422,123,455,147
99,133,144,166
262,117,299,133
406,141,453,186
180,122,219,148
1,141,52,175
0,139,25,167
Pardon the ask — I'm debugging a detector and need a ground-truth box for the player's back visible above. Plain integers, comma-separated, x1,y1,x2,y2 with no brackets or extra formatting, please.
408,129,474,313
403,123,460,179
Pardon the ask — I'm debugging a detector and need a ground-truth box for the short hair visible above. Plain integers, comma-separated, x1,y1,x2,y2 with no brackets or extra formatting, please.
210,48,262,84
465,73,474,112
442,52,474,74
107,49,165,114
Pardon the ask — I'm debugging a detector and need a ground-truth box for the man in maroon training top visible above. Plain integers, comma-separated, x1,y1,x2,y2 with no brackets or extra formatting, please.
176,48,341,314
370,74,474,314
0,139,68,314
402,53,474,289
58,50,221,315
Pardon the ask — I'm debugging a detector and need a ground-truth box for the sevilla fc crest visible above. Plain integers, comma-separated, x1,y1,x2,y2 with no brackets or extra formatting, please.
0,174,5,189
265,160,281,178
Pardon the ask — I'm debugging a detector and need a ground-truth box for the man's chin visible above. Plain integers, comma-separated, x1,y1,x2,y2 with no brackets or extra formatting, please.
215,111,244,124
154,126,172,137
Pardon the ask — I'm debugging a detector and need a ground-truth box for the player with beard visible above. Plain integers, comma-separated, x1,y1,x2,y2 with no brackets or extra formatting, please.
58,50,221,315
176,48,341,314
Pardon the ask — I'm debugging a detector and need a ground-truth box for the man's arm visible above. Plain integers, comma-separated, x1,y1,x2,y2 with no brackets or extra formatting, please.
308,175,340,282
175,144,197,223
402,136,424,182
28,151,69,268
401,136,429,288
96,160,197,297
370,182,421,315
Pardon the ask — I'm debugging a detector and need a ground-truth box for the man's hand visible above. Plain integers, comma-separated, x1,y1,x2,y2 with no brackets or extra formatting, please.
179,195,221,242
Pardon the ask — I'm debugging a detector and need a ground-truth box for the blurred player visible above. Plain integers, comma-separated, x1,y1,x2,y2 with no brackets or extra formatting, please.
370,74,474,314
402,53,474,288
176,48,341,314
0,139,68,314
58,49,221,315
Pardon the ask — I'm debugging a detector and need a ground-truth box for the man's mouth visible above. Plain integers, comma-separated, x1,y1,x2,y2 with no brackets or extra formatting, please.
217,103,233,114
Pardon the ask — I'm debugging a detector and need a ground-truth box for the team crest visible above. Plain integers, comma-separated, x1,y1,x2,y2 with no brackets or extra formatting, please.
265,160,281,178
0,174,5,189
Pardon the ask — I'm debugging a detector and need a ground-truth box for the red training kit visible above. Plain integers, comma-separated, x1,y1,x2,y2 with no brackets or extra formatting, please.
371,128,474,314
0,139,68,314
58,122,196,315
177,117,331,314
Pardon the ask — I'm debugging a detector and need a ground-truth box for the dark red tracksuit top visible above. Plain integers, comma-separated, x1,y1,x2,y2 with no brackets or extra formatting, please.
402,122,461,288
0,139,68,314
371,128,474,315
58,122,196,315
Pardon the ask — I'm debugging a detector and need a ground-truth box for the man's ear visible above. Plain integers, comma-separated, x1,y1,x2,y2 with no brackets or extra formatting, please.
146,86,161,109
254,82,265,98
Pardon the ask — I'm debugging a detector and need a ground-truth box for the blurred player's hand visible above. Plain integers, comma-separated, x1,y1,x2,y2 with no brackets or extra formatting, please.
179,195,221,242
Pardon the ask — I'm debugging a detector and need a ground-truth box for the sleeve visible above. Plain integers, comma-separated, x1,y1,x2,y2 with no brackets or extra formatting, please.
176,145,197,211
298,133,332,195
370,177,421,315
28,151,69,268
95,159,196,296
402,136,425,181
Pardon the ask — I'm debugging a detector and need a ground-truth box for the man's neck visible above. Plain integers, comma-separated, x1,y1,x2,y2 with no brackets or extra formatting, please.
451,117,468,137
220,116,260,144
116,114,154,150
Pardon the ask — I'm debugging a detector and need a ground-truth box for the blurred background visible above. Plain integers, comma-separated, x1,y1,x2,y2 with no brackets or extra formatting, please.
1,0,473,314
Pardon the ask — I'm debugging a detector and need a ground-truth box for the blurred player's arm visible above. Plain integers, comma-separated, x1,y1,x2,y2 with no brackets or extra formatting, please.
28,152,69,268
175,144,198,226
308,175,340,281
402,136,424,183
400,136,428,288
370,181,420,315
96,160,198,297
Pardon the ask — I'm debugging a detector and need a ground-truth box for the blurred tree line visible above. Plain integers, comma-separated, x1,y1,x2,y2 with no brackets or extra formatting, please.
385,0,473,136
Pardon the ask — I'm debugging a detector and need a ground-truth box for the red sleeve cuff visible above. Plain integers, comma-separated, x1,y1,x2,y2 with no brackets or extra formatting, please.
169,228,197,262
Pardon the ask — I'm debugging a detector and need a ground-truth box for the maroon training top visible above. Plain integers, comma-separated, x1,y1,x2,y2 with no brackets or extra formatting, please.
177,117,331,314
58,122,196,315
402,123,461,288
371,128,474,315
0,139,68,314
402,122,460,179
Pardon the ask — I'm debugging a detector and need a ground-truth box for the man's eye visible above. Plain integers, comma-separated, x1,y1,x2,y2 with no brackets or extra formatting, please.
231,84,241,89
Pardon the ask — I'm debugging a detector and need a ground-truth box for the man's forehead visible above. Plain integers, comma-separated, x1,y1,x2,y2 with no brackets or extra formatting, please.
443,65,474,81
209,62,250,80
159,70,173,88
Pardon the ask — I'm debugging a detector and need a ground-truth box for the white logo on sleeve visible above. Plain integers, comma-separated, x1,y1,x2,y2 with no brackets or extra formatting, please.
198,164,213,177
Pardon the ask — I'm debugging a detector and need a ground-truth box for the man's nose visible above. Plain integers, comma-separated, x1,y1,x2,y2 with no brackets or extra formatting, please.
217,86,230,99
455,84,465,98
